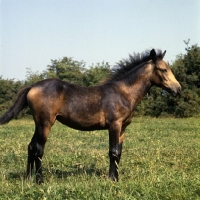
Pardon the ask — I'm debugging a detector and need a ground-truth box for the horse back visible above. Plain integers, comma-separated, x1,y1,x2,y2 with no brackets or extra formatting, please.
26,78,106,129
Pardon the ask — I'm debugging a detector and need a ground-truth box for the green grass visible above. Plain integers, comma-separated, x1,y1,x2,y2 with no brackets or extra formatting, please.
0,117,200,199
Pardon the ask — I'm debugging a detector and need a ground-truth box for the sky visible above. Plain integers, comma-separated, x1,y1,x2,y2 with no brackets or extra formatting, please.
1,0,200,80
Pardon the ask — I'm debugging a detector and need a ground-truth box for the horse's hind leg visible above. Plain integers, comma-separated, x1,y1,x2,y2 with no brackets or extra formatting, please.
26,122,52,184
27,134,36,180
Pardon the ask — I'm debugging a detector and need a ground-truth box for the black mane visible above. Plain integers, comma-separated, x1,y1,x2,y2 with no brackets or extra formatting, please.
107,49,164,82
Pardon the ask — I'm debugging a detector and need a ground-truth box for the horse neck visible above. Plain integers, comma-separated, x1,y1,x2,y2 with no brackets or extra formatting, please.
117,63,153,109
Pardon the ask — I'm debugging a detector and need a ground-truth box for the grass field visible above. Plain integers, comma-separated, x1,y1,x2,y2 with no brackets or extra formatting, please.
0,117,200,199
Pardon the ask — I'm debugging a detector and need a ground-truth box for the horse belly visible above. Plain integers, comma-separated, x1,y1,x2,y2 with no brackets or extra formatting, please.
56,111,107,131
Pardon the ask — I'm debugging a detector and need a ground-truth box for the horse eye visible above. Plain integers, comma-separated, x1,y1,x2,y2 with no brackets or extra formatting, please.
161,69,167,73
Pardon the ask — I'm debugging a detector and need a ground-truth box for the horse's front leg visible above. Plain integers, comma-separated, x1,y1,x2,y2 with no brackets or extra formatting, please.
108,123,125,182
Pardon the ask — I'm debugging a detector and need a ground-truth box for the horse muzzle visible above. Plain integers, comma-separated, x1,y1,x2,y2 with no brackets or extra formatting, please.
163,83,181,97
171,85,181,97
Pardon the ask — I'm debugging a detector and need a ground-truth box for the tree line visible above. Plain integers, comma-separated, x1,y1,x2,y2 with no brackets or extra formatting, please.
0,42,200,118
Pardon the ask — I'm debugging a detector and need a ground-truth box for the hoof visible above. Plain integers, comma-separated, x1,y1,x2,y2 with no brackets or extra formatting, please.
36,174,44,184
109,173,118,182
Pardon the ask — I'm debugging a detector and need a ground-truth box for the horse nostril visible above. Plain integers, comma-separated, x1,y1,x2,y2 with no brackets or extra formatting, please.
178,87,181,94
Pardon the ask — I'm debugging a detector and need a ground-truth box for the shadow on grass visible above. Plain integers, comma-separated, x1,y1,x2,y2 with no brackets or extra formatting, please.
8,171,26,180
46,163,107,179
195,189,200,197
7,163,107,182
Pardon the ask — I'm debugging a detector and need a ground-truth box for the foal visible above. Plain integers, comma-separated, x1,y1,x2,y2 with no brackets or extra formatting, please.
0,49,181,183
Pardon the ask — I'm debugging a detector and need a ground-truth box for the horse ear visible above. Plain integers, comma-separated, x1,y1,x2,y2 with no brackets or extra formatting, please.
162,50,166,59
150,49,157,62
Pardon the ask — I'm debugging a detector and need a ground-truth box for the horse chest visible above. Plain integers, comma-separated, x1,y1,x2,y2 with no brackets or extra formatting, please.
122,112,134,127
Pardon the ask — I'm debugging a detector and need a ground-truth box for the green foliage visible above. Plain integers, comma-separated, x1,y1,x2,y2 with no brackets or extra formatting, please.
0,77,24,115
24,68,46,86
171,44,200,117
45,57,86,85
83,62,110,86
45,58,110,86
0,118,199,199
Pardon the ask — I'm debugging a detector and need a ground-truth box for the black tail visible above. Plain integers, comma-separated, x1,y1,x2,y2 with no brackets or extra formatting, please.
0,86,32,124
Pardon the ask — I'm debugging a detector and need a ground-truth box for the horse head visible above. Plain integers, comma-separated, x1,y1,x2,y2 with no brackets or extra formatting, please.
150,49,181,96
